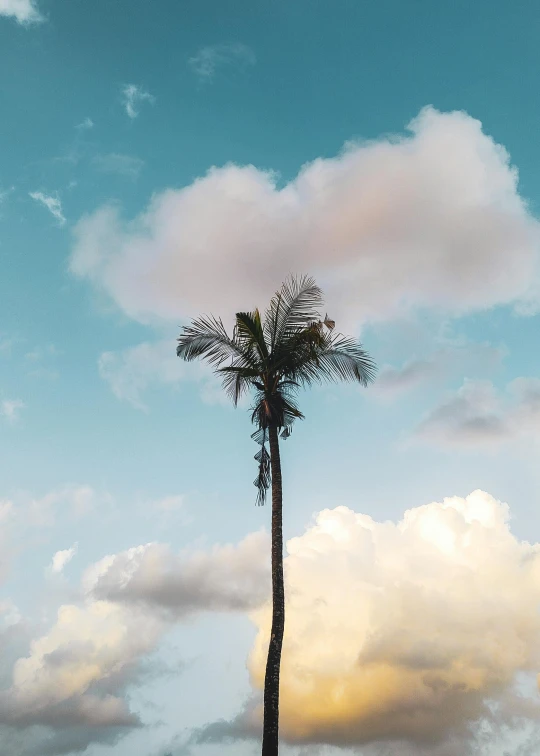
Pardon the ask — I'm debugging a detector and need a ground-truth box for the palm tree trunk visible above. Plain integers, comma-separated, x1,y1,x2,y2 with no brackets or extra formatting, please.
261,423,285,756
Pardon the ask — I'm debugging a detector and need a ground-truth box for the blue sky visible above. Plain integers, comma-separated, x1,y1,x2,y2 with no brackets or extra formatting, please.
3,1,540,755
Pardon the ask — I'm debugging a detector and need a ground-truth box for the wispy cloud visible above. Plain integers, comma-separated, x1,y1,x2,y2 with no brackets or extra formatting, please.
0,0,43,24
121,84,155,119
75,116,94,130
375,341,505,398
188,43,256,80
0,399,25,425
92,152,144,179
29,191,66,226
98,340,228,411
50,543,78,574
414,377,540,447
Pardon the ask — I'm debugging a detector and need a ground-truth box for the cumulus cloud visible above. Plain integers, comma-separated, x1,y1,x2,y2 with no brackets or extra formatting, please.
0,399,25,424
0,599,162,730
188,43,256,80
98,339,228,410
0,529,270,753
84,531,269,618
198,491,540,752
50,544,78,574
29,192,66,226
375,340,504,398
92,153,144,179
414,377,540,446
70,108,540,329
121,84,154,119
0,0,42,24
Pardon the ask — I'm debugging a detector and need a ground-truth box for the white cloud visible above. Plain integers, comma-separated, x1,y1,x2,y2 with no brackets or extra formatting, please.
0,0,42,24
188,43,256,80
70,108,540,329
98,339,228,410
29,191,66,227
414,377,540,447
0,399,25,425
214,491,540,752
92,153,144,179
50,543,78,574
76,117,94,130
121,84,154,119
84,530,269,617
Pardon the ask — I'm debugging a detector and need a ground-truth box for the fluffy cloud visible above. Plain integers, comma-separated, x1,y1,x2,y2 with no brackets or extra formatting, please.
0,599,162,730
98,339,228,410
200,491,540,751
414,378,540,446
70,108,540,329
50,544,78,574
0,529,269,753
85,531,269,617
121,84,154,119
0,0,42,24
188,43,256,80
29,192,66,227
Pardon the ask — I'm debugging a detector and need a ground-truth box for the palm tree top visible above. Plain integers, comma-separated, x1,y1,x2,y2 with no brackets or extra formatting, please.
177,274,376,504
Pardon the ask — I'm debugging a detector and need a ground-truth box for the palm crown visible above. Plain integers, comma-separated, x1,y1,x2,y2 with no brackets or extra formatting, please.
177,275,376,504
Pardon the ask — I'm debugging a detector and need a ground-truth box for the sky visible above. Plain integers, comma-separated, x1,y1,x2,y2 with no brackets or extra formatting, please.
2,0,540,754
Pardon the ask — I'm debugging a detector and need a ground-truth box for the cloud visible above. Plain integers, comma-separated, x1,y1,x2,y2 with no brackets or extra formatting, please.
152,495,184,512
70,108,540,329
92,153,144,179
76,117,93,130
50,544,78,574
98,339,228,410
375,340,504,397
199,491,540,752
0,399,25,424
0,599,162,731
0,529,269,752
29,192,66,227
84,530,269,618
121,84,154,119
414,377,540,447
0,0,42,24
188,43,256,80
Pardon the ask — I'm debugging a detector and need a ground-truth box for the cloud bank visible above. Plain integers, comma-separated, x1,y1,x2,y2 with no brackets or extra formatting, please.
70,107,540,328
203,491,540,751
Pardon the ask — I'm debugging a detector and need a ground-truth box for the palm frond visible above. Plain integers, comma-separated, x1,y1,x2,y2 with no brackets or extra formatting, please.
315,333,377,386
234,310,269,362
263,274,324,351
290,331,377,387
177,315,247,367
217,365,261,406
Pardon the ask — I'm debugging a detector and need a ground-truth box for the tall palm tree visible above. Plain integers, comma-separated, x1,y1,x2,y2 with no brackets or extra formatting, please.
176,275,376,756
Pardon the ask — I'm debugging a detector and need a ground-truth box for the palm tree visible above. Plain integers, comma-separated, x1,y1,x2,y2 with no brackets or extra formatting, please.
176,275,376,756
